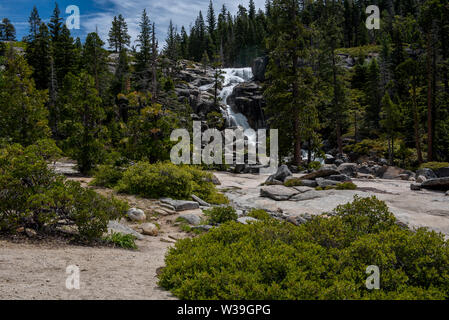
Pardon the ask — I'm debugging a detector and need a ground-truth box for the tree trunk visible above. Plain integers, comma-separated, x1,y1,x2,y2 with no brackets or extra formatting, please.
391,136,394,166
426,32,433,162
412,74,423,164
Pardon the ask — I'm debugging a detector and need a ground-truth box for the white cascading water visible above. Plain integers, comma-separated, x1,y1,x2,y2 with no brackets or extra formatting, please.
200,67,257,146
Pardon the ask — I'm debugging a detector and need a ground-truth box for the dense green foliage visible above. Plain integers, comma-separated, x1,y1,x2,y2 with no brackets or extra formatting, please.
0,143,128,240
112,162,228,204
159,196,449,300
204,206,238,224
419,162,449,171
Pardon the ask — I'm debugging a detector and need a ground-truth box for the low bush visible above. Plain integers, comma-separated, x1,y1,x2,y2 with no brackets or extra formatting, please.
284,178,303,187
343,139,387,158
91,165,124,188
104,232,137,250
204,206,237,224
159,196,449,300
0,143,128,241
116,162,228,204
247,209,272,221
419,162,449,171
335,182,357,190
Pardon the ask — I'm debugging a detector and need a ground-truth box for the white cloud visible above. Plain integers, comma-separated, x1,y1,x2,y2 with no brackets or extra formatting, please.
82,0,266,50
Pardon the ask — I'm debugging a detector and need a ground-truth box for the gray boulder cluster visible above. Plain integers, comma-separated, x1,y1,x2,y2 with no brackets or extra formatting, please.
265,164,353,189
411,167,449,191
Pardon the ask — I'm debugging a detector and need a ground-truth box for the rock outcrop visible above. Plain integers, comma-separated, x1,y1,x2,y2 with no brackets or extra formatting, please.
227,82,266,130
252,56,269,82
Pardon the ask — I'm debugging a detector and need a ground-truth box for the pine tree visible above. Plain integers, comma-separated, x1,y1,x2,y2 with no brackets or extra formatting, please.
136,9,152,71
0,18,16,41
26,23,51,90
83,32,108,95
108,14,131,53
207,0,217,40
151,22,159,100
48,3,63,41
365,58,382,131
60,72,105,174
380,93,401,165
164,20,179,61
179,26,189,59
0,51,50,145
135,9,153,90
28,6,41,41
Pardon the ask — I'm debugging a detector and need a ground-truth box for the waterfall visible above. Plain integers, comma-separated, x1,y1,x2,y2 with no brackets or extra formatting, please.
200,67,257,146
219,68,253,130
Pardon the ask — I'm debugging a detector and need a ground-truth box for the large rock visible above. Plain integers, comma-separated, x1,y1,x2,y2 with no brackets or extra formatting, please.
260,185,299,201
416,175,427,183
337,163,358,177
410,183,422,191
298,179,318,188
290,190,323,201
416,168,437,180
327,174,352,182
316,178,339,188
421,177,449,191
300,164,339,180
140,223,159,236
292,186,314,193
434,167,449,178
382,166,405,180
267,164,292,183
252,56,268,82
160,198,200,211
127,208,146,222
178,213,202,225
191,194,210,207
107,221,144,240
264,175,283,185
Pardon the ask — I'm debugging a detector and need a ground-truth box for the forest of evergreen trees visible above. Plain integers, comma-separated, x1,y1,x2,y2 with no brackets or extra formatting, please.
0,0,448,173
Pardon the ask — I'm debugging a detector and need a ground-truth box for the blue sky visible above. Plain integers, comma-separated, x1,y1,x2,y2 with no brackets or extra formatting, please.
1,0,266,48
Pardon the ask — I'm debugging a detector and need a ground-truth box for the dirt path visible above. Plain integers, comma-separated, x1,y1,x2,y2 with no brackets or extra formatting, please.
0,237,176,300
0,177,195,300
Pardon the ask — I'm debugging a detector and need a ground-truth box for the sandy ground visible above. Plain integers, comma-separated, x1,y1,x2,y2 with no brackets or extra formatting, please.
0,237,176,300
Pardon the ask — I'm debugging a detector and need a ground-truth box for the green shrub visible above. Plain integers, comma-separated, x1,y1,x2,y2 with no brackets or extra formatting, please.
320,182,357,191
0,143,128,241
104,232,137,250
343,139,387,157
308,161,322,171
204,206,237,224
336,182,357,190
116,162,228,204
419,162,449,171
91,165,124,188
117,162,193,199
247,209,272,221
159,196,449,300
284,178,303,187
